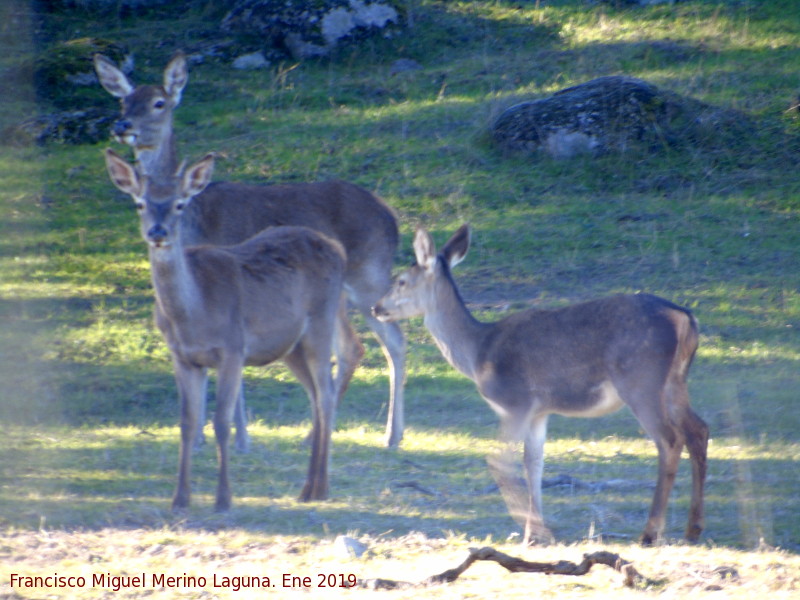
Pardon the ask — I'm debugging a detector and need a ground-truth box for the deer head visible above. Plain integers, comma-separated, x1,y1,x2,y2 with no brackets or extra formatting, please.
94,52,188,151
104,148,214,249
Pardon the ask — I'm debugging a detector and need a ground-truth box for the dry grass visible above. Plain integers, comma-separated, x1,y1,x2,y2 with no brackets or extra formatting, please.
2,527,799,599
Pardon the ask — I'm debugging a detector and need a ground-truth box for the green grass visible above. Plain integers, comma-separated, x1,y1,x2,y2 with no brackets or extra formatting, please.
1,0,800,597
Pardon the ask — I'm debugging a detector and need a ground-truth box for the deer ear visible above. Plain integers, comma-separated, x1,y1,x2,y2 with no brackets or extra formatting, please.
94,54,134,98
104,148,142,196
413,228,437,270
442,224,470,269
181,153,214,197
164,51,188,103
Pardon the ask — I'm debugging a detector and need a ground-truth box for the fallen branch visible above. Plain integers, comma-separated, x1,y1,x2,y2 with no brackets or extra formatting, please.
359,546,659,590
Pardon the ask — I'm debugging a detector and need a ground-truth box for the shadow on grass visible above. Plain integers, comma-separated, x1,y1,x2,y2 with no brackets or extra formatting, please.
2,372,798,553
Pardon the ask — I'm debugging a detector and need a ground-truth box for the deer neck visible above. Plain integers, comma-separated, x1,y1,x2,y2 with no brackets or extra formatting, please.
148,241,201,323
134,125,179,181
423,270,487,380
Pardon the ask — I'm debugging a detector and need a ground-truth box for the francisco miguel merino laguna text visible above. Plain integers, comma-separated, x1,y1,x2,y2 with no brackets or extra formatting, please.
9,572,358,591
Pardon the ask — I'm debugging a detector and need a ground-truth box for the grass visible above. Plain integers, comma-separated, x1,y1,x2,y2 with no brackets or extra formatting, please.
2,0,800,597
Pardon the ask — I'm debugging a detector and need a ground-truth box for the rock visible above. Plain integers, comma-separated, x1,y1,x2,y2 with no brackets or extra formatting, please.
333,535,368,559
232,51,270,70
492,76,753,158
221,0,403,61
2,108,117,146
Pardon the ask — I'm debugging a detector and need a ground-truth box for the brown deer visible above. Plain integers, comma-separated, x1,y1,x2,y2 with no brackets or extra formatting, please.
104,148,344,509
373,225,708,545
94,52,407,448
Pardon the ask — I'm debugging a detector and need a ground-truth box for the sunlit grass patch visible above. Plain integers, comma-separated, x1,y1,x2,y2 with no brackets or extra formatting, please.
1,4,799,599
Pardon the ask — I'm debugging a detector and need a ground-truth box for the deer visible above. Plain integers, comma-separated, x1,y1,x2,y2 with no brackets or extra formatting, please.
372,225,709,546
94,52,407,448
104,148,345,510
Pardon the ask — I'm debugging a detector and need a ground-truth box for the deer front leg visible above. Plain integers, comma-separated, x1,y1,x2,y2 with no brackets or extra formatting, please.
213,356,245,512
362,311,406,448
522,416,553,545
172,362,207,510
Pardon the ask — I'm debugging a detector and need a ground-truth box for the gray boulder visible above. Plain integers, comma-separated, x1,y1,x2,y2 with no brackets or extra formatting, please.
221,0,403,60
492,76,752,159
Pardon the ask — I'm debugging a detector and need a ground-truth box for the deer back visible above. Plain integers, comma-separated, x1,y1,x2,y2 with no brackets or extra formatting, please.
181,179,397,283
474,294,696,419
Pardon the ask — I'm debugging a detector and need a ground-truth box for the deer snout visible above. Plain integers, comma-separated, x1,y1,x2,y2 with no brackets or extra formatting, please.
147,224,170,246
372,303,391,322
113,119,133,136
112,119,139,145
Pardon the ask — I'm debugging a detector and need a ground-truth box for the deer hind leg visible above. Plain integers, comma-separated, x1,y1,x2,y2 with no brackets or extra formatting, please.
192,376,209,451
172,362,207,510
333,296,364,410
212,355,245,512
628,388,686,546
232,383,250,453
301,301,357,447
193,380,249,453
676,392,708,541
284,339,336,502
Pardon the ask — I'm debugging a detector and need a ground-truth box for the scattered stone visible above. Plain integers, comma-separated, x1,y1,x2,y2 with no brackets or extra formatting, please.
221,0,403,61
334,535,368,558
232,51,270,70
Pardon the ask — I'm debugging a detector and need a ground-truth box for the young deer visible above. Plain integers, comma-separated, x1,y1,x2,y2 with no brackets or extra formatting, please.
94,52,407,448
373,225,709,545
104,149,345,510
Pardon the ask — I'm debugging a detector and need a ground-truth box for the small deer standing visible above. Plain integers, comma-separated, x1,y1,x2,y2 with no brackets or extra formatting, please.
94,52,407,448
373,225,708,545
105,149,345,509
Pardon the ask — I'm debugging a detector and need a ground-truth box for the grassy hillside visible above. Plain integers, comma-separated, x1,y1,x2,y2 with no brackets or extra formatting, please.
1,1,799,597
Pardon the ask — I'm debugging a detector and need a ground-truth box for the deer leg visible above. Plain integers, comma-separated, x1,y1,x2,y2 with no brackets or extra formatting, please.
302,299,362,446
284,342,335,502
172,362,207,510
522,415,553,545
361,310,406,448
192,376,209,451
333,298,364,410
194,380,248,453
232,382,250,454
630,393,684,546
212,355,245,512
679,403,708,541
641,433,683,545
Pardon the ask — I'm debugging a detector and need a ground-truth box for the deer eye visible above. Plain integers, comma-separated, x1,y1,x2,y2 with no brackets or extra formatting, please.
153,99,166,110
173,201,185,212
134,201,145,211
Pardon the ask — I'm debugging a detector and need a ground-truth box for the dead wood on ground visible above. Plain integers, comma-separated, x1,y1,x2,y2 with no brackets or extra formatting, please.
358,546,660,590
